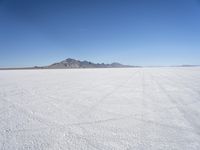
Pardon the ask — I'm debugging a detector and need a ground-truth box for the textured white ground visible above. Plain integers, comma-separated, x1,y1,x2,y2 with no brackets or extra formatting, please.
0,67,200,150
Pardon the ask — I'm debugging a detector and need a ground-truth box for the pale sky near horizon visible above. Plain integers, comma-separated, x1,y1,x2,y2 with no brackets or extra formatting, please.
0,0,200,67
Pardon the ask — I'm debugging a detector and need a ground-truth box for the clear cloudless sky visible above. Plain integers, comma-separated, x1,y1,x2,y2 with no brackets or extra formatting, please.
0,0,200,67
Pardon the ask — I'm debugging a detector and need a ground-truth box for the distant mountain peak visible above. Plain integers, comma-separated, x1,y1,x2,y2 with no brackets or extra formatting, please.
47,58,135,69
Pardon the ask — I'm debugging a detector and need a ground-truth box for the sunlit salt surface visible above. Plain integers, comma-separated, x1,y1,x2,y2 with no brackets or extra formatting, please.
0,67,200,150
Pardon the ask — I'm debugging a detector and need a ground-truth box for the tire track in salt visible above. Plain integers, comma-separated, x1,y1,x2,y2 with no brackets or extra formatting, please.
150,72,200,136
78,70,140,119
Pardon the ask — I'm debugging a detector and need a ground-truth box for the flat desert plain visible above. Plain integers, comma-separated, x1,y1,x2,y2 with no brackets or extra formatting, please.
0,67,200,150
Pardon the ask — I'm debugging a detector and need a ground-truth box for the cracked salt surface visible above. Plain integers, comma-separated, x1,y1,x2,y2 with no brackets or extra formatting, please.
0,67,200,150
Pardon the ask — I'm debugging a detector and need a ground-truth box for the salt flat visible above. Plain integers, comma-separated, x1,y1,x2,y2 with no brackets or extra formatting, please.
0,67,200,150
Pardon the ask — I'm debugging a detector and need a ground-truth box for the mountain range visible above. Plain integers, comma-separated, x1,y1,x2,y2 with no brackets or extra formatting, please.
43,58,135,69
1,58,199,70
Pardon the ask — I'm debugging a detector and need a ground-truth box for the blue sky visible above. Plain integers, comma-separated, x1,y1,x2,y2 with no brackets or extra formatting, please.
0,0,200,67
